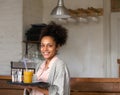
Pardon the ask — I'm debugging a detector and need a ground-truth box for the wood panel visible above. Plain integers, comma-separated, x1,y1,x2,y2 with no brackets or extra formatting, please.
0,79,23,95
70,78,120,95
1,76,120,95
71,92,120,95
0,89,23,95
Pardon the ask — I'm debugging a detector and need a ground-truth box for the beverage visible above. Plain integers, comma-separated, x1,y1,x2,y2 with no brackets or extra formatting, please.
23,70,33,83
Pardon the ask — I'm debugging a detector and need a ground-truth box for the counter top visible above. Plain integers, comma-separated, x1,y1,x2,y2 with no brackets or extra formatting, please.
71,77,120,83
0,75,11,80
1,75,120,83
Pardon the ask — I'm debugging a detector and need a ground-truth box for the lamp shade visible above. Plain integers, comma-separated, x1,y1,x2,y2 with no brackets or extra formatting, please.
51,0,70,18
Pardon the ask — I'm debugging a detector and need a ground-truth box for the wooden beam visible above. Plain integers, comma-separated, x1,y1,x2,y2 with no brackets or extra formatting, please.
0,75,11,80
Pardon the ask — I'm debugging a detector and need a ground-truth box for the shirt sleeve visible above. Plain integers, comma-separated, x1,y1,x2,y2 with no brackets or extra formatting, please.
48,62,70,95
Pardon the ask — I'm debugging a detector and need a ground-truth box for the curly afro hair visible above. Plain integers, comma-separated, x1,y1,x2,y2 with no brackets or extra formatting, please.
39,21,68,47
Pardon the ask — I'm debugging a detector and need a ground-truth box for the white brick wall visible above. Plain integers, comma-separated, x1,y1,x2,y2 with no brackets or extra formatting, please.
0,0,23,75
0,0,42,75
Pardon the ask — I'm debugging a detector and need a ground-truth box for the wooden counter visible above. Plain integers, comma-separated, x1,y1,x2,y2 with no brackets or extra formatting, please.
71,77,120,83
71,78,120,95
1,75,120,95
0,75,11,80
2,75,120,82
0,75,23,95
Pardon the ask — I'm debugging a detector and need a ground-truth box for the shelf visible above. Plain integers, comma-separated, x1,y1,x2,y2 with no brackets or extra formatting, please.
23,41,40,55
68,7,103,18
23,40,39,44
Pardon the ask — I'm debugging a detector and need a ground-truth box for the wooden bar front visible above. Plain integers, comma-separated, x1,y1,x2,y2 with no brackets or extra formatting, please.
70,78,120,95
1,75,120,95
0,75,23,95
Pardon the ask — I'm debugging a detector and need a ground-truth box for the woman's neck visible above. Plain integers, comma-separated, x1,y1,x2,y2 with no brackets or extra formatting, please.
45,55,56,69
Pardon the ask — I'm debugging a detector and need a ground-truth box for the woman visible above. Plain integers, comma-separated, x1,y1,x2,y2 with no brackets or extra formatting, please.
26,21,70,95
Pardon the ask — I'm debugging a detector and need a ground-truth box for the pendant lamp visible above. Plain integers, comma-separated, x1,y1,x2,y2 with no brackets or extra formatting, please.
51,0,70,18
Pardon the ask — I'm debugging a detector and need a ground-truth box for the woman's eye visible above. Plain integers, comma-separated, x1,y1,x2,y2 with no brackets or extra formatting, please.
40,44,44,47
48,45,53,47
40,44,54,48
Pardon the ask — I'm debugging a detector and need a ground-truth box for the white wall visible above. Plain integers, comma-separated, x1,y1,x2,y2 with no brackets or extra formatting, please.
0,0,118,78
0,0,43,75
59,21,104,77
42,0,105,77
23,0,43,55
23,0,43,31
110,12,120,77
0,0,23,75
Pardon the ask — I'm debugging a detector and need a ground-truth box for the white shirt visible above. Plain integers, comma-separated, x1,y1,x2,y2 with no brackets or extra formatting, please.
31,56,57,95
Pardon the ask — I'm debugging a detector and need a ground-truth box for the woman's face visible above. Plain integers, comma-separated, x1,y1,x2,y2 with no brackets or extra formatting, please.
40,36,58,61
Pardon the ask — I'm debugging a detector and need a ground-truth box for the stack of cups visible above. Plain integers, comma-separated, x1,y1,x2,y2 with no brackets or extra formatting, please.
12,69,22,83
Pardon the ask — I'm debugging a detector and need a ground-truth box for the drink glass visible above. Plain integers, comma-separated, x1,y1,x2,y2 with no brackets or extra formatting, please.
12,69,18,82
23,69,33,83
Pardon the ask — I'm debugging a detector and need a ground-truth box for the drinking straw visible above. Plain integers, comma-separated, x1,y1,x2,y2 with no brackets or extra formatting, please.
23,58,28,70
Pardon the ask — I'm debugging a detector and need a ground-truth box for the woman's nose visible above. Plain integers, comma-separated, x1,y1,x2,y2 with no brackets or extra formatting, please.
43,46,48,50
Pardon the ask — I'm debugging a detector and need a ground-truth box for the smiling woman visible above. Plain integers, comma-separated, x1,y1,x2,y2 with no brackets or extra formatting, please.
23,21,70,95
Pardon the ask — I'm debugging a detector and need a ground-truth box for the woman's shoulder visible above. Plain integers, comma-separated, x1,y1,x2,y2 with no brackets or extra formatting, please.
55,57,70,75
55,57,66,67
56,57,64,63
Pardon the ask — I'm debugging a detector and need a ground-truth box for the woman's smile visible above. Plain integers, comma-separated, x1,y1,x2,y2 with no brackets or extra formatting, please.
40,36,58,61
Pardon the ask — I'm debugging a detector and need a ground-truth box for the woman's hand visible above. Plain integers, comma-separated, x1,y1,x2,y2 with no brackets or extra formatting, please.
28,86,49,95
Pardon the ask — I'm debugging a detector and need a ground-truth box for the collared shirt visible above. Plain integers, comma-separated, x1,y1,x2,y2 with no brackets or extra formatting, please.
31,56,57,95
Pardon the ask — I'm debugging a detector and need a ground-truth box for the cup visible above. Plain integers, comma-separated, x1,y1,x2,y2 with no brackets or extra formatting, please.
11,69,18,82
17,69,22,83
23,69,33,83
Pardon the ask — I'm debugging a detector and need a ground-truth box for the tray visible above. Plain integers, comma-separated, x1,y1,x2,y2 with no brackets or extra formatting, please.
7,80,50,89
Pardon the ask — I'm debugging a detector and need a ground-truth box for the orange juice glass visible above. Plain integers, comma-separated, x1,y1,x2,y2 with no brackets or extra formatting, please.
23,70,33,83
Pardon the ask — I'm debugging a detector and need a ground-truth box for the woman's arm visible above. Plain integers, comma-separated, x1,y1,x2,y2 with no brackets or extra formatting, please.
48,62,70,95
29,86,49,95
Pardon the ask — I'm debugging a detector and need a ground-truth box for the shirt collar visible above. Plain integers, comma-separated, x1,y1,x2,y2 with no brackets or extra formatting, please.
48,56,57,68
42,56,58,69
